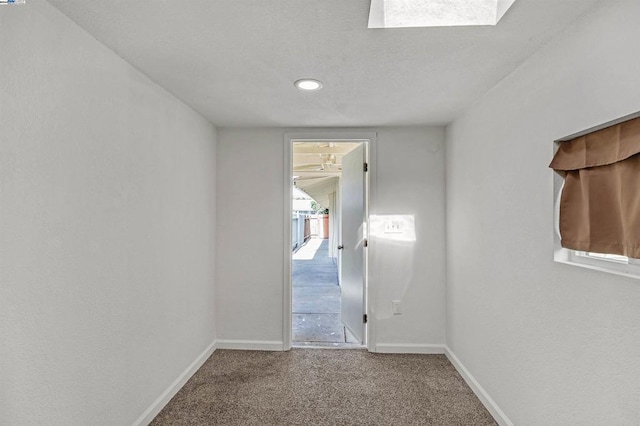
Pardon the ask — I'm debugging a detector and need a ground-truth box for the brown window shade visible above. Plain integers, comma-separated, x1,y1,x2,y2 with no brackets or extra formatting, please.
549,116,640,259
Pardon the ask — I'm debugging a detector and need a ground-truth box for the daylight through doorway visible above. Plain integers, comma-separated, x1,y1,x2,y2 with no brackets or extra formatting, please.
290,140,367,348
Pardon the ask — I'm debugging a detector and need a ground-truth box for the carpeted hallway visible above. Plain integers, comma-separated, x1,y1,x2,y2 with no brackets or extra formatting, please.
151,349,497,425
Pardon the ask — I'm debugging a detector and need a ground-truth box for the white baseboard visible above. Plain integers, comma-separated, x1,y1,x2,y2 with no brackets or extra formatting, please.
444,346,513,426
132,341,216,426
215,339,284,351
375,343,446,354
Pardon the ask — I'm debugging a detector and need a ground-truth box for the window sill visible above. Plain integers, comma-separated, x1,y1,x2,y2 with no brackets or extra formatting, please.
554,248,640,280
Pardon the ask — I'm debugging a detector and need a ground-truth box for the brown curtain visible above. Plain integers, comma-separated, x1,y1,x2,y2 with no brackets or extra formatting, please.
549,116,640,259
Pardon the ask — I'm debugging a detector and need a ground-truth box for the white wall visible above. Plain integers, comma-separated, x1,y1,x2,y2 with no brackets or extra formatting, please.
446,1,640,424
216,127,446,349
0,2,217,425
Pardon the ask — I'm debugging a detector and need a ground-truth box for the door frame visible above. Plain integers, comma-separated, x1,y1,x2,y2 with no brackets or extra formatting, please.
283,131,377,351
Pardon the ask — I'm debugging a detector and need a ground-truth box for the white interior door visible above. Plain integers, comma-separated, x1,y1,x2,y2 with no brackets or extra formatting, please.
340,144,366,343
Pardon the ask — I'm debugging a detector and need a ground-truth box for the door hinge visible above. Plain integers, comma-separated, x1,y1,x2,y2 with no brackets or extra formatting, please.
363,238,368,248
363,162,368,172
363,314,368,323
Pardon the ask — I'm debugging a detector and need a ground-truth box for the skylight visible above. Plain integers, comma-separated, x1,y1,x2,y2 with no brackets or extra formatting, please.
368,0,517,28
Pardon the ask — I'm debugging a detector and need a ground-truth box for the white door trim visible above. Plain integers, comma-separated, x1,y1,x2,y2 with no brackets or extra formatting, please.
283,131,377,351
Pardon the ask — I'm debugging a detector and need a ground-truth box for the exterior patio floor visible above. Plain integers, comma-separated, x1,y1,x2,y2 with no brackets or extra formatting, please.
292,238,360,347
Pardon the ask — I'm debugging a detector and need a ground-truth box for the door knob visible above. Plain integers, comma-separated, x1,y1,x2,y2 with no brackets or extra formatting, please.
337,245,344,250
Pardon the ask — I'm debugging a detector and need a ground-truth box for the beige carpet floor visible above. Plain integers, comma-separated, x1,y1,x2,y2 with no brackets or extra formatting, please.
151,349,497,425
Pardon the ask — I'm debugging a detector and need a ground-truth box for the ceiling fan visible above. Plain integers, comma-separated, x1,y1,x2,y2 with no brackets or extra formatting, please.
294,154,341,172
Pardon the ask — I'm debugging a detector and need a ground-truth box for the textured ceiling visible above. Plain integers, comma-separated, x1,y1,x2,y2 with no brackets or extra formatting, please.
48,0,602,127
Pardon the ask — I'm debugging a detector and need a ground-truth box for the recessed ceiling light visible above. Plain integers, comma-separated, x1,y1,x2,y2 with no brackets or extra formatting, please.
294,79,323,91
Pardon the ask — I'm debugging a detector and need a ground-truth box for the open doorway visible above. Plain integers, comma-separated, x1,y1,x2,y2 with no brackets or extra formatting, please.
290,140,369,348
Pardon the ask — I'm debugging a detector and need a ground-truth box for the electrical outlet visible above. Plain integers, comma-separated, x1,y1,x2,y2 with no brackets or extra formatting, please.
384,220,402,234
391,300,402,315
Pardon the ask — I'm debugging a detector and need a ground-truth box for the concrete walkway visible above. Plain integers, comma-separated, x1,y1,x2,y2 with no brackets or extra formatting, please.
292,239,359,346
